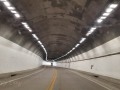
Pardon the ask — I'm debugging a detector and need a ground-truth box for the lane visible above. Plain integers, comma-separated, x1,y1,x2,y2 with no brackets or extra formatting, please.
46,69,57,90
0,67,113,90
0,68,45,85
54,68,108,90
0,67,54,90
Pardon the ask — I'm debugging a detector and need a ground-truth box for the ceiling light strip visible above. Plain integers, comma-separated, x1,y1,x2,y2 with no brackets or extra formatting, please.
0,0,21,18
54,37,87,61
22,22,48,60
54,3,119,61
97,3,118,24
0,0,48,60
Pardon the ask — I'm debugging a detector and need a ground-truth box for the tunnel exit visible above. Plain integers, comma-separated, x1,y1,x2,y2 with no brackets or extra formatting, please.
42,61,57,67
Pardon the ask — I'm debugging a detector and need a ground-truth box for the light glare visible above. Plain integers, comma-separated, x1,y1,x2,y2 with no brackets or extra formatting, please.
11,10,17,13
32,34,39,40
14,13,20,18
3,1,11,7
38,41,42,45
28,28,32,32
75,44,80,48
105,8,113,13
7,6,15,10
100,16,107,19
103,12,110,16
86,27,97,36
97,19,103,23
72,48,75,50
109,4,118,8
80,38,86,43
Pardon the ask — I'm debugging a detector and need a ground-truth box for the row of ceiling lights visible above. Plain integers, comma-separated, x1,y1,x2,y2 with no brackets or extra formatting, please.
54,3,119,61
0,0,48,60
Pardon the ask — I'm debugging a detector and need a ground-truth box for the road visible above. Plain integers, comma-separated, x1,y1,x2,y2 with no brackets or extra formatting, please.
0,67,109,90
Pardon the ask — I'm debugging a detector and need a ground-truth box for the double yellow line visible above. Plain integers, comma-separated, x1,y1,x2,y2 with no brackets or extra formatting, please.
46,69,57,90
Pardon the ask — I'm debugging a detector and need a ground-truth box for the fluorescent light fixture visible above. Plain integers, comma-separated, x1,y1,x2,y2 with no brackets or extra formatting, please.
3,1,11,7
14,13,21,18
86,27,97,36
22,22,27,25
80,38,86,43
86,32,90,36
44,50,47,54
22,22,32,32
103,12,110,16
75,44,80,48
91,27,96,30
67,52,70,54
64,54,67,56
38,41,42,45
97,19,103,23
28,28,32,32
43,47,45,49
69,50,72,53
65,54,68,56
41,44,44,48
11,10,17,13
43,47,46,51
72,47,75,50
7,6,15,10
67,50,72,54
25,25,29,29
32,34,39,40
109,4,118,8
90,27,96,33
22,22,29,28
105,8,113,13
100,16,107,19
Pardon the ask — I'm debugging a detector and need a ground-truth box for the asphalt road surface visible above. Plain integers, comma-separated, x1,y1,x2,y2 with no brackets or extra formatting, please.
0,67,111,90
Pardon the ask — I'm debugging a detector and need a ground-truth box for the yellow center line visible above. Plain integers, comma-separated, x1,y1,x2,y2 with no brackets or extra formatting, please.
46,69,57,90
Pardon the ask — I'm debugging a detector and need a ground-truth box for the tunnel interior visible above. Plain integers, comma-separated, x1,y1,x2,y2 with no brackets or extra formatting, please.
1,0,120,90
0,0,120,61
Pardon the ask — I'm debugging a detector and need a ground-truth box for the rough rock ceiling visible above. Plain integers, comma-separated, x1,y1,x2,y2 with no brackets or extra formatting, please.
8,0,119,61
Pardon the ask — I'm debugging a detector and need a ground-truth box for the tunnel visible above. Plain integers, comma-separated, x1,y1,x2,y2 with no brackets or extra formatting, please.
0,0,120,90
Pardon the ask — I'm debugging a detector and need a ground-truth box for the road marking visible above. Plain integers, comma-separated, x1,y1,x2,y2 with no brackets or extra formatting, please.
0,68,45,86
47,69,57,90
68,70,111,90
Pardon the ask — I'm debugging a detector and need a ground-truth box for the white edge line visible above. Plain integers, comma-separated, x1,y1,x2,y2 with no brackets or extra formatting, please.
68,70,111,90
0,68,45,86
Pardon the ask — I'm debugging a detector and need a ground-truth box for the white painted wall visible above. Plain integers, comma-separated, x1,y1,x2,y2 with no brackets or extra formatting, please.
70,55,120,79
59,36,120,80
42,61,51,66
57,62,70,68
0,36,43,75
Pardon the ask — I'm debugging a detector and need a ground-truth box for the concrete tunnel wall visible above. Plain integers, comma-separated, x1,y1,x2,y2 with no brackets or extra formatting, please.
0,36,43,77
0,21,43,78
58,36,120,80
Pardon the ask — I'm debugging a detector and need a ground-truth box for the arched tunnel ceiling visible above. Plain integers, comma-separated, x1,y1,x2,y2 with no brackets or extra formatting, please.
11,0,88,60
7,0,120,61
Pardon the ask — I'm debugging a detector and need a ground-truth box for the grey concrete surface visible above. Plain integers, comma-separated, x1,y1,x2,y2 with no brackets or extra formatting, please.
0,67,117,90
54,68,107,90
0,67,53,90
